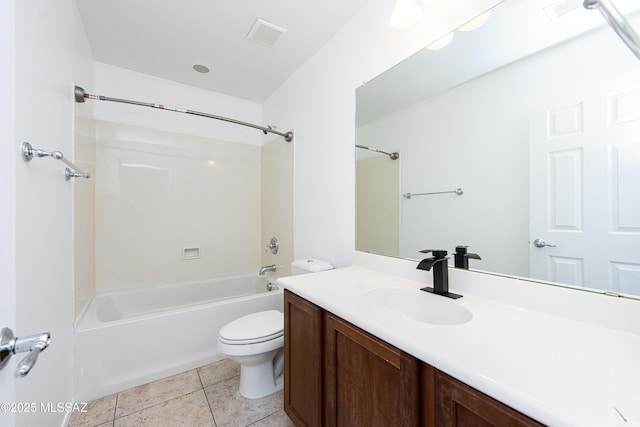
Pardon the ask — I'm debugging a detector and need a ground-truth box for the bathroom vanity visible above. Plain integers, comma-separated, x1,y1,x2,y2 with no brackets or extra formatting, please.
283,290,541,426
278,252,640,427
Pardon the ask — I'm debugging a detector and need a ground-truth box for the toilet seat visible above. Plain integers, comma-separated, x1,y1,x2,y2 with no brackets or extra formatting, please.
218,310,283,345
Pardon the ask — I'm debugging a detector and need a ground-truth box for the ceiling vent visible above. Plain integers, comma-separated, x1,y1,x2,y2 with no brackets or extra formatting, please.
246,18,287,47
544,0,584,21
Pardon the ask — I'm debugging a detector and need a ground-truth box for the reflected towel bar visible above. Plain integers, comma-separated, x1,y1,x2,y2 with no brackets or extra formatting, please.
403,188,464,199
22,142,91,180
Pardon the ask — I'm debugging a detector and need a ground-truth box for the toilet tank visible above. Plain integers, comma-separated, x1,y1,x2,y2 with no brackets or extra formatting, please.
290,258,333,275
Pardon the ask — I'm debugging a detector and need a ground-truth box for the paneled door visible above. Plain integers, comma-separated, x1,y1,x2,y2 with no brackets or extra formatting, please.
530,70,640,295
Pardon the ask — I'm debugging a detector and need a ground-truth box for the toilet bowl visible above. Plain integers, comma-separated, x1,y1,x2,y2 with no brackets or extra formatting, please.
217,259,333,399
217,310,284,399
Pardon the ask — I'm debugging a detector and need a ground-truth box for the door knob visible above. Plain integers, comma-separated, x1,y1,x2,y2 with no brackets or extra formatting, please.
533,238,556,248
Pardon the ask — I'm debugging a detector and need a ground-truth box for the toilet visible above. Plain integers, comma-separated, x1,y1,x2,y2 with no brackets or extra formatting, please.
216,258,333,399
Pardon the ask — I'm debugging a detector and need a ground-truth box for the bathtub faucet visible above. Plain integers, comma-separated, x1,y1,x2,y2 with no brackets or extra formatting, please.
259,264,277,275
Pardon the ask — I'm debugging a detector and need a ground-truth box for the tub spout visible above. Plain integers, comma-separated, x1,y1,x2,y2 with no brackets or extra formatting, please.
259,264,277,275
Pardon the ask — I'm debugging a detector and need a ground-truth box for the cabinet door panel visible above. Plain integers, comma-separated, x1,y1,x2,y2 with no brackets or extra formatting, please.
325,314,419,426
284,290,324,427
436,371,544,427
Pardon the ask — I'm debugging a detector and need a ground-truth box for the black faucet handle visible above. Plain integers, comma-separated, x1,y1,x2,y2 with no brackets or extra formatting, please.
417,249,449,271
455,245,481,259
453,245,481,269
419,249,448,259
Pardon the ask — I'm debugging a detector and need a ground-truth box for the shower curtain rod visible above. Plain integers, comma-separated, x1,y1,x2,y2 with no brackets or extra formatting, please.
584,0,640,61
356,144,399,160
74,86,293,142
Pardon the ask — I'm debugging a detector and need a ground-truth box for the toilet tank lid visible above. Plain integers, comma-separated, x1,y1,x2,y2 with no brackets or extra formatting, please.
219,310,283,342
291,258,334,272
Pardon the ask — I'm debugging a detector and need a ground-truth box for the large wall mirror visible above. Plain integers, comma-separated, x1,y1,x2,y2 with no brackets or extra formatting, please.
356,0,640,298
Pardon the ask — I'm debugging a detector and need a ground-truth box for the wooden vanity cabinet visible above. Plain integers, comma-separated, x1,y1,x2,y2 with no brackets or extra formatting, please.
325,313,420,426
284,290,324,427
284,290,541,427
435,371,544,427
284,290,423,426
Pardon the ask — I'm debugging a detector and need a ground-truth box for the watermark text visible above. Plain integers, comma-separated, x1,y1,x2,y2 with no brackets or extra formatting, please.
0,402,88,413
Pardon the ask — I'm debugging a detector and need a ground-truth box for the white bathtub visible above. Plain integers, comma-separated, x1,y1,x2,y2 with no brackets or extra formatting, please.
74,274,284,401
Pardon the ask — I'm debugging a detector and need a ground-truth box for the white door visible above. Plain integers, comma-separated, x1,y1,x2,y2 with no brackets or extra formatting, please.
530,70,640,296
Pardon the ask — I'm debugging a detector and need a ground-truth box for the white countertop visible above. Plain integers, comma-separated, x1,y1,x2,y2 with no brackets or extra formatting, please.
278,255,640,427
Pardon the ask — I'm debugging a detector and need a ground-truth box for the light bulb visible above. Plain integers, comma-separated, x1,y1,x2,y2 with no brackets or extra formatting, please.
390,0,422,29
458,11,491,32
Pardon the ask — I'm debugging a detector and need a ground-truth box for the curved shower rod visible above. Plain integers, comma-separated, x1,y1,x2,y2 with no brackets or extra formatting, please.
584,0,640,60
356,144,399,160
74,86,293,142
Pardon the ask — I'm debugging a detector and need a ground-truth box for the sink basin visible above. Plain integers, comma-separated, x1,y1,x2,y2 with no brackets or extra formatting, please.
361,288,472,325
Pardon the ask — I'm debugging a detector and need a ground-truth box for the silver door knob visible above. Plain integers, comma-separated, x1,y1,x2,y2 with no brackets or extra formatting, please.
533,238,556,248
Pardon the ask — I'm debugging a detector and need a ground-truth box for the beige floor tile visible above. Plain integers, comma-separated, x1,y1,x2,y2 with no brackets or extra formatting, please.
205,376,284,427
198,358,240,388
115,369,202,418
113,390,214,427
248,410,295,427
67,393,117,427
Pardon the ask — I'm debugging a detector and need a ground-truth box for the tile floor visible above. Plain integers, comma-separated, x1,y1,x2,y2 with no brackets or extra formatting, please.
67,358,295,427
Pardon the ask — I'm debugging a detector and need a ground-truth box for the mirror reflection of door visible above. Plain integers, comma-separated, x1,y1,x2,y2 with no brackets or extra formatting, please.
356,154,400,258
530,70,640,295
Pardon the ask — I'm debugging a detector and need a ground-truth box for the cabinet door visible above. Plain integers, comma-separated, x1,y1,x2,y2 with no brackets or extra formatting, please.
436,371,544,427
284,290,324,427
325,314,420,426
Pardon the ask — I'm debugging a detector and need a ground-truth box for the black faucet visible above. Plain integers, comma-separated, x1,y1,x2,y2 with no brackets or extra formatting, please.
453,246,481,269
417,249,462,299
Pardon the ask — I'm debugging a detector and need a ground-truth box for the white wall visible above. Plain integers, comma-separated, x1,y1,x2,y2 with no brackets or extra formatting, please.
93,121,263,292
13,1,94,426
73,117,95,320
263,0,502,267
261,137,295,275
0,1,17,425
356,155,400,257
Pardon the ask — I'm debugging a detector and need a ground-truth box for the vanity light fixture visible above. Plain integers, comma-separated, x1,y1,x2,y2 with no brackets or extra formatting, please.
425,10,490,51
458,10,491,32
390,0,422,29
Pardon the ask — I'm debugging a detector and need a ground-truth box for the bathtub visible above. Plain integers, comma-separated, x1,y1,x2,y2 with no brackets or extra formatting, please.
73,273,284,402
